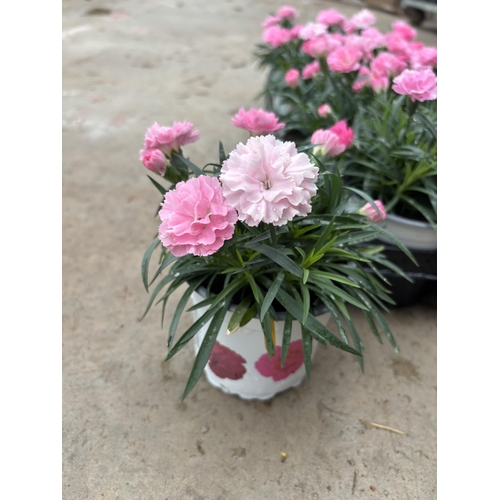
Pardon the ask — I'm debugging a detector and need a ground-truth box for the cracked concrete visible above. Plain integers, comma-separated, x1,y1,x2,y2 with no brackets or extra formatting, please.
62,1,437,498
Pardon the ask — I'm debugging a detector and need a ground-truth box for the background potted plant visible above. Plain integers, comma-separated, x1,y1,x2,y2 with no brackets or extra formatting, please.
252,5,437,306
139,119,413,400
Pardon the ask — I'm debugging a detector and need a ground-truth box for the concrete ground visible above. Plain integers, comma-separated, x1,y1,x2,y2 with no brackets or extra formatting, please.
62,1,437,498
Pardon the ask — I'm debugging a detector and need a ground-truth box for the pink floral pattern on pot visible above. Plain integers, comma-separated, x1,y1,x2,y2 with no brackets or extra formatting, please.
208,342,247,380
254,340,304,381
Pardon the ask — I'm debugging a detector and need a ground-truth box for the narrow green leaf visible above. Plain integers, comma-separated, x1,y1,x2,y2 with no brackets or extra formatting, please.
261,311,275,357
141,239,161,292
227,295,253,333
301,326,313,381
247,243,303,279
147,175,167,196
168,277,206,349
181,301,230,400
281,312,293,367
240,304,258,327
186,275,246,312
171,151,204,177
300,283,310,325
165,303,221,361
362,310,383,345
148,253,178,287
260,271,285,321
140,273,177,320
344,317,365,372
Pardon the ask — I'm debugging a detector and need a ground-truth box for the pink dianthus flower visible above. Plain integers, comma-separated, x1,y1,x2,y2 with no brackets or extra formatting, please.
350,9,376,30
263,26,292,47
359,200,386,222
231,108,285,136
371,52,407,77
311,129,345,157
301,60,321,79
330,120,355,149
410,46,437,70
391,20,417,41
285,68,300,88
316,9,345,26
158,176,237,257
392,68,437,102
299,22,328,40
277,6,298,21
327,45,363,73
301,34,341,58
385,32,410,58
261,15,280,29
139,148,167,175
143,121,200,157
220,135,319,226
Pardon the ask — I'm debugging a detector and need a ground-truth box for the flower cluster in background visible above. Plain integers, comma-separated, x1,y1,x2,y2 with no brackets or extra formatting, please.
254,5,437,225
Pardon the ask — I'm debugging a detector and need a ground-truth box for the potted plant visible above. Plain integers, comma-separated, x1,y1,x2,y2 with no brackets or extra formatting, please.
138,119,413,400
253,5,437,305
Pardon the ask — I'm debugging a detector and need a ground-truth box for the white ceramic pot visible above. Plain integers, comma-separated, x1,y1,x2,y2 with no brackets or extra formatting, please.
190,289,330,400
378,213,437,251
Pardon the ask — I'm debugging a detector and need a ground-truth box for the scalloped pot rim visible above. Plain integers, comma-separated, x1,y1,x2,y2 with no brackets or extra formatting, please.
377,213,437,251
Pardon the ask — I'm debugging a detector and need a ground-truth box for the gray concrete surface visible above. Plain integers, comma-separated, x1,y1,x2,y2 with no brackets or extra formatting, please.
62,1,437,498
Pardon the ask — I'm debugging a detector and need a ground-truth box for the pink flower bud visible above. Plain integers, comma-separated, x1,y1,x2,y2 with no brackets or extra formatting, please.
277,6,298,21
359,200,386,222
140,148,167,175
317,104,332,117
285,68,300,88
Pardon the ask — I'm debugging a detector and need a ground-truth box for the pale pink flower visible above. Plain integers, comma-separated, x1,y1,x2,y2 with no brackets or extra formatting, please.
220,135,319,226
231,108,285,136
350,9,376,30
285,68,300,88
359,200,386,222
344,34,372,57
410,46,437,70
391,20,417,41
392,68,437,102
311,129,345,157
301,35,341,58
158,176,237,257
143,121,200,157
371,52,407,77
316,9,345,26
342,19,356,35
299,22,327,40
327,45,363,73
361,27,386,52
277,6,298,21
263,26,292,47
318,104,332,117
140,148,167,175
261,15,280,29
302,60,321,79
330,120,354,149
289,25,303,39
385,32,410,58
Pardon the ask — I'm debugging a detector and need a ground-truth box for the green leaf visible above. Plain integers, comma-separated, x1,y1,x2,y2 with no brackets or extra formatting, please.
300,282,310,325
165,303,222,361
260,278,361,356
168,277,206,349
227,295,254,333
148,253,178,287
140,273,178,320
301,326,313,381
170,151,204,177
186,275,246,312
260,271,285,321
181,301,230,400
308,276,369,311
141,239,161,292
281,312,293,367
247,243,304,279
240,304,258,327
261,311,275,357
147,175,167,196
344,317,365,372
219,141,227,164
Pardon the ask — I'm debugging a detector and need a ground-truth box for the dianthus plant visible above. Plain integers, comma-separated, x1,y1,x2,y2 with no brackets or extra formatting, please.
139,121,413,399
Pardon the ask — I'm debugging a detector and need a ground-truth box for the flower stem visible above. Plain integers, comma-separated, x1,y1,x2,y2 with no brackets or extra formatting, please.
269,224,278,247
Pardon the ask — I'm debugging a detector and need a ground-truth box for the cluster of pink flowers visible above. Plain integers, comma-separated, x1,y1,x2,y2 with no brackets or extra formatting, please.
311,120,355,158
141,121,321,256
260,6,437,100
139,121,200,173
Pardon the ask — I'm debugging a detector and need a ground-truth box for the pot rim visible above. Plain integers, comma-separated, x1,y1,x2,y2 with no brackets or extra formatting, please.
385,212,437,230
